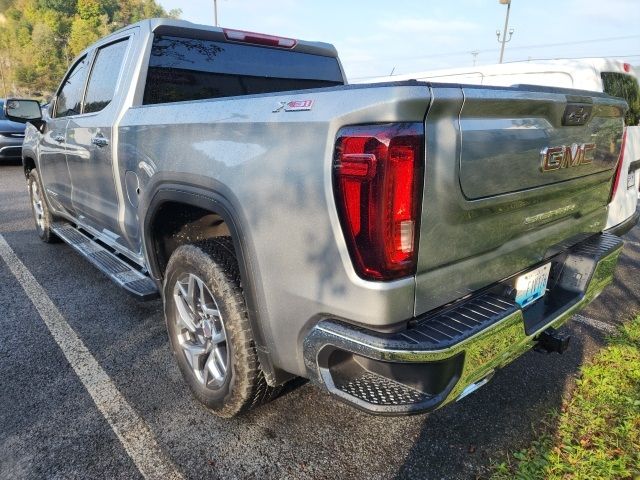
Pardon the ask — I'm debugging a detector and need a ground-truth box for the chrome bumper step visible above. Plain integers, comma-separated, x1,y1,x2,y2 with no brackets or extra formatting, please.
304,233,624,415
52,223,159,301
334,371,433,407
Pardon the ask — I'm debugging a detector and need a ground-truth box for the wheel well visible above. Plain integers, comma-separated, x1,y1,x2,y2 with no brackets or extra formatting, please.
23,157,36,178
149,202,232,277
147,196,292,386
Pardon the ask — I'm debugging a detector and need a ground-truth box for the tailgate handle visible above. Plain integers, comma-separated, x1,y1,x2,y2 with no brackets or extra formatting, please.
562,103,593,126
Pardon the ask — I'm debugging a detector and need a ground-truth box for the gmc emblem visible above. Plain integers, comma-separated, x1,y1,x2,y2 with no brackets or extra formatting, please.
540,143,596,172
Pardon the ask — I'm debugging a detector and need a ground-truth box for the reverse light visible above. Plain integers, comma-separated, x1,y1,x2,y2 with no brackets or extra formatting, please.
609,128,627,202
223,28,297,49
333,123,424,281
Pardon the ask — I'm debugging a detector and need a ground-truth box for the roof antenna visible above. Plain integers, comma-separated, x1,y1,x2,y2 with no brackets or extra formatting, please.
389,66,396,76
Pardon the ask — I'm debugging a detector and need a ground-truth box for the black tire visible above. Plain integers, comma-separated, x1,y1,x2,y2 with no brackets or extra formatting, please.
27,169,59,243
163,237,279,417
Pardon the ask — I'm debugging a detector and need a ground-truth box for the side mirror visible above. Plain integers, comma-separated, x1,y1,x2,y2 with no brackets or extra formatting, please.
4,98,43,124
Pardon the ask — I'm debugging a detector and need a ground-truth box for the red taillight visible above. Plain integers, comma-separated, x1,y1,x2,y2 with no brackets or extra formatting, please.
623,63,631,73
610,128,627,202
223,28,297,49
333,123,424,280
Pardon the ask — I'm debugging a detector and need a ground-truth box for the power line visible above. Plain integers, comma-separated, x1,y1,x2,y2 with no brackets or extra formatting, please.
349,34,640,79
509,53,640,62
404,34,638,63
501,35,640,53
351,53,640,81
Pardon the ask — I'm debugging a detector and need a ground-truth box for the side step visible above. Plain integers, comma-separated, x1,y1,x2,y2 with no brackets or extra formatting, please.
51,223,159,301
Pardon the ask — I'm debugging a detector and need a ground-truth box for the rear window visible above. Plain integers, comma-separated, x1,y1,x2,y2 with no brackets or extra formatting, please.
0,100,5,120
601,72,640,126
143,35,344,105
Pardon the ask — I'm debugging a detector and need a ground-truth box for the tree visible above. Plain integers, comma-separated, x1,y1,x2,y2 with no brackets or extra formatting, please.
68,0,105,56
36,0,76,15
0,0,181,98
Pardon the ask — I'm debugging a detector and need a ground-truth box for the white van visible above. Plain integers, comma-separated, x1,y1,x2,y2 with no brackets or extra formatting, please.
362,58,640,235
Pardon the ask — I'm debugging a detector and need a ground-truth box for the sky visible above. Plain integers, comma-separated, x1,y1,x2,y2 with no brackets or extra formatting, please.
158,0,640,81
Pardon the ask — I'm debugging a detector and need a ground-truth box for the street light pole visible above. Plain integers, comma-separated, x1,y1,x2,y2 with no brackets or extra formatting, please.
497,0,513,63
214,0,218,26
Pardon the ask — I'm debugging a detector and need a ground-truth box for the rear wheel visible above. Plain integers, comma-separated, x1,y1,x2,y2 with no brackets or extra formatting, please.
163,238,279,417
27,169,58,243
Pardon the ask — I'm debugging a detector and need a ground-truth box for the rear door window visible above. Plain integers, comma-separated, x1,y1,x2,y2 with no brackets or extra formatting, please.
83,39,129,114
143,35,344,105
601,72,640,126
55,56,89,118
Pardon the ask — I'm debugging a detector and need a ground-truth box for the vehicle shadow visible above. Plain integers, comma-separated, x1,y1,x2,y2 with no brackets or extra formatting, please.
2,159,636,479
0,224,616,480
244,231,638,479
392,228,639,479
224,327,593,480
392,342,584,479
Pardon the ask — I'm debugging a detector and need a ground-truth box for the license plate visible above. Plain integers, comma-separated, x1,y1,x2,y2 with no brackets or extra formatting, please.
627,173,635,190
514,263,551,307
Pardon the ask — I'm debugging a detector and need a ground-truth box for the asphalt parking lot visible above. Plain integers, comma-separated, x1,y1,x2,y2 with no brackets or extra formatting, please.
0,162,638,480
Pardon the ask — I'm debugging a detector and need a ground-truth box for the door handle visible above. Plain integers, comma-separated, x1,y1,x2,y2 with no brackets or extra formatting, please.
54,134,65,143
91,135,109,147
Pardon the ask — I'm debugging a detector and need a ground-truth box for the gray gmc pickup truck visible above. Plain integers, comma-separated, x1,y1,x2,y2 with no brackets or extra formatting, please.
5,19,627,417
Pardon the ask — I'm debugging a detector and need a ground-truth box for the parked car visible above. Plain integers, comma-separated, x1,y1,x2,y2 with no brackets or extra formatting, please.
5,19,627,417
0,99,26,162
362,58,640,235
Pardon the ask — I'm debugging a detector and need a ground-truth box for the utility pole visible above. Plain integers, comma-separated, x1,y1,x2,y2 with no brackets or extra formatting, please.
496,0,514,63
214,0,218,26
471,50,479,66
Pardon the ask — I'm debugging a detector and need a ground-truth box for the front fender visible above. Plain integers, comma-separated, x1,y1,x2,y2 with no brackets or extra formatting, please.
21,122,41,172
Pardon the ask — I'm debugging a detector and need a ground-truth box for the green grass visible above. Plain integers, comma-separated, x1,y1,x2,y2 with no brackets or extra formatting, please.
491,316,640,480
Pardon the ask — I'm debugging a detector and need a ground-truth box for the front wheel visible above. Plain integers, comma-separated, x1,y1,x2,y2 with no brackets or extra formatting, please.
163,238,279,417
27,169,59,243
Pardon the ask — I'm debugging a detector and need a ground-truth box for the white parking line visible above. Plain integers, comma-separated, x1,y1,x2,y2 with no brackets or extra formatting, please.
0,235,183,480
625,240,640,249
572,314,617,334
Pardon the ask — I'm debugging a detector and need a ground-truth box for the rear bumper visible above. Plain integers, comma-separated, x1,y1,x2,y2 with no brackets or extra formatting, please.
605,210,639,237
303,233,623,415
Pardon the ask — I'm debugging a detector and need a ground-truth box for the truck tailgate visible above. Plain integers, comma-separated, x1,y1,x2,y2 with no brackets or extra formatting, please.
414,84,626,316
459,88,623,199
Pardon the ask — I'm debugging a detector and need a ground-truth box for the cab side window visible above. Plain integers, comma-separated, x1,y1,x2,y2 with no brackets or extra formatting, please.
84,39,129,114
55,56,89,118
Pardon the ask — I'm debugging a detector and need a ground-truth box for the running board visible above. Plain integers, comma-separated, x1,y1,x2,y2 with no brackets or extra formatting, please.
51,223,159,301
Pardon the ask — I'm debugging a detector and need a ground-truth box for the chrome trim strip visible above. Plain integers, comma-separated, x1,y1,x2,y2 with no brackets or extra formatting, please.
0,146,22,153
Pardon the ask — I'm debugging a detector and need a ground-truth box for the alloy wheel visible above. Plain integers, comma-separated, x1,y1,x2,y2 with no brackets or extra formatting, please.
31,181,45,231
173,273,229,389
